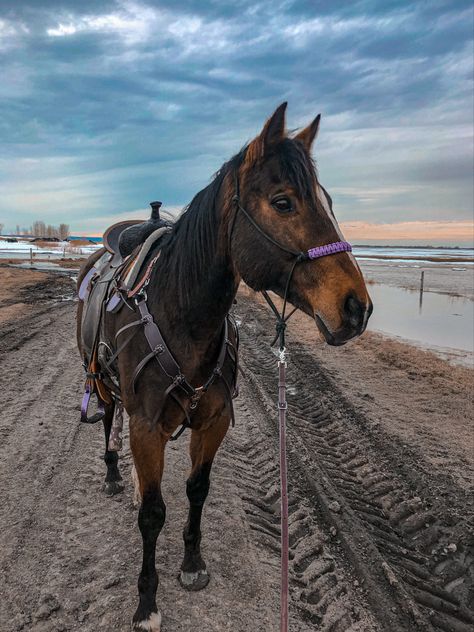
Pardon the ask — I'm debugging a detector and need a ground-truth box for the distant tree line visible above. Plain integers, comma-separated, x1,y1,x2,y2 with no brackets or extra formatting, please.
7,221,71,240
0,221,70,239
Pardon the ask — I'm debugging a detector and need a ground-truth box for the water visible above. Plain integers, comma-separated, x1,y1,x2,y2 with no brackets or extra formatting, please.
353,246,474,265
11,261,75,273
368,283,474,353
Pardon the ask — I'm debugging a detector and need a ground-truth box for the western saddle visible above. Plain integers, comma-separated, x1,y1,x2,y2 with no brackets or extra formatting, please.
78,201,239,441
79,202,173,419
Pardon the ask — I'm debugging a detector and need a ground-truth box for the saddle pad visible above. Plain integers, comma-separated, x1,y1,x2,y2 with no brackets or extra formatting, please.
122,225,172,291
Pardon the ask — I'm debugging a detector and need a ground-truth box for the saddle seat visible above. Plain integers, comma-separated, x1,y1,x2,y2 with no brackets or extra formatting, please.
103,219,144,256
103,201,170,259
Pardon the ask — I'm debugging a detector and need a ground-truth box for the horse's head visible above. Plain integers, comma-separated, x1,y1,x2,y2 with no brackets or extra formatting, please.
231,102,372,345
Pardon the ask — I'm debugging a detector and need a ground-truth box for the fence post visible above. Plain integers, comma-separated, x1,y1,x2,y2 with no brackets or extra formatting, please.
30,248,33,266
419,271,425,312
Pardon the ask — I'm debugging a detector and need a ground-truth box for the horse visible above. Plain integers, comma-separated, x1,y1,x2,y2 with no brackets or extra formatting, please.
76,102,372,631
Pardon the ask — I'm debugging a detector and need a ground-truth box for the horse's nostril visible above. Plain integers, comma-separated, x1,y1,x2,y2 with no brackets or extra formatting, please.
344,295,365,328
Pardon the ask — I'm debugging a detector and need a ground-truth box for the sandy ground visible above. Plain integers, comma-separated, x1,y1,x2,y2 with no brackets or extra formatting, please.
244,287,474,491
0,258,84,269
0,266,73,324
0,268,473,632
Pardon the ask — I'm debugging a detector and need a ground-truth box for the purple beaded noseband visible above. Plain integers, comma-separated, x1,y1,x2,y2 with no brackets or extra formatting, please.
307,240,352,260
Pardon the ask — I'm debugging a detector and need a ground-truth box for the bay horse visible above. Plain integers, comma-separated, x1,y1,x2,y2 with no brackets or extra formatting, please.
76,103,372,631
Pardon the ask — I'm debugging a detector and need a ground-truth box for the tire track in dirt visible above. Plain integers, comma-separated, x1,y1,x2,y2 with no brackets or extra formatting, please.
223,397,381,632
235,293,474,632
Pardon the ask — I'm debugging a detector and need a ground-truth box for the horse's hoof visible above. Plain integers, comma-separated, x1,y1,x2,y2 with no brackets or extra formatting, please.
131,612,161,632
103,480,124,496
178,569,210,591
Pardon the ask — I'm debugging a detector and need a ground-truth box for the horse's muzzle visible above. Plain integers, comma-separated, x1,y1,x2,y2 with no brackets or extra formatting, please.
315,295,373,346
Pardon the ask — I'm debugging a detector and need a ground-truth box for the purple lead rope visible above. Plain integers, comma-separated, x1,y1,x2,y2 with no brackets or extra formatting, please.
277,240,352,632
279,351,289,632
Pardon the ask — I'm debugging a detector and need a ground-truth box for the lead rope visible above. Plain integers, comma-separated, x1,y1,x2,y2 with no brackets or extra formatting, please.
230,168,353,632
278,342,289,632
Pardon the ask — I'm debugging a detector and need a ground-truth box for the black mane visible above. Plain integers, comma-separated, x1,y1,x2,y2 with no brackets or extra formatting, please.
157,138,317,309
157,149,245,309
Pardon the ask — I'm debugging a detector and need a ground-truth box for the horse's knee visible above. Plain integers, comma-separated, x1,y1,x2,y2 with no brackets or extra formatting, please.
139,487,166,539
186,462,212,506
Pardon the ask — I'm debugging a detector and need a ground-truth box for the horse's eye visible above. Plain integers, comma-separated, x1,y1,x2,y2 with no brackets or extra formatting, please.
271,196,293,213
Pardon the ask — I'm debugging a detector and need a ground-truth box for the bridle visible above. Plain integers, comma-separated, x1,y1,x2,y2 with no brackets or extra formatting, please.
231,170,352,351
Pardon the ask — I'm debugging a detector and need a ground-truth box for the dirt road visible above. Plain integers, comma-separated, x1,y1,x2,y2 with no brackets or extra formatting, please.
0,269,472,632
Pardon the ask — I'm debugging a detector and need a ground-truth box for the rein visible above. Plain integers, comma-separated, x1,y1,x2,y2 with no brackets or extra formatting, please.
232,173,352,632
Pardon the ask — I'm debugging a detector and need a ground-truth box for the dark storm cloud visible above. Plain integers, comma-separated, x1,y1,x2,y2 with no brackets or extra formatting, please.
0,0,472,235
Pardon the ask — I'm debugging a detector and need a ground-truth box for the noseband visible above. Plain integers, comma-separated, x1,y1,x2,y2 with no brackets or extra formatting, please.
231,172,352,349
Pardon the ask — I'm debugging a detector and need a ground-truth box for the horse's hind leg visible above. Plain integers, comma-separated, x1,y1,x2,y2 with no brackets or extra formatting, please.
179,412,230,591
130,419,167,632
102,400,124,496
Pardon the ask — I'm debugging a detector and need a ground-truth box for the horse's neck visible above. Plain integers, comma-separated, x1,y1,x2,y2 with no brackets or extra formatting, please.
170,255,238,345
149,228,238,365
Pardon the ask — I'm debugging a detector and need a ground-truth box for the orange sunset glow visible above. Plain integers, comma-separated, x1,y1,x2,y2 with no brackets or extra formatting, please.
340,220,474,245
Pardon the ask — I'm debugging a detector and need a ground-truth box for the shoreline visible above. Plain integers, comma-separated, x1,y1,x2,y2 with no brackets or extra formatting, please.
1,258,472,363
359,259,474,300
359,253,474,263
238,285,474,491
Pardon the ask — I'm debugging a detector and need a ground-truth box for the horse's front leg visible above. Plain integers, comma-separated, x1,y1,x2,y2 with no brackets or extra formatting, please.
179,409,230,591
130,417,167,632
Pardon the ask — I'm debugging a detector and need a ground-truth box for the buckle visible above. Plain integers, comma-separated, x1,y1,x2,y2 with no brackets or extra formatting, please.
189,386,204,410
134,288,148,304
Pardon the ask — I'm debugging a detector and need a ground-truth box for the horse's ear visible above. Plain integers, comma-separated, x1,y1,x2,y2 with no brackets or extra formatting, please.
247,102,287,163
295,113,321,151
260,101,287,149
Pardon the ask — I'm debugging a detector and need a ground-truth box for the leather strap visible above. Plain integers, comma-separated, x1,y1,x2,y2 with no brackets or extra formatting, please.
133,298,195,396
128,253,161,297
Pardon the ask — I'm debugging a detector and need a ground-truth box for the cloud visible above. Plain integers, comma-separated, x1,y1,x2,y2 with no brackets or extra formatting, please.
0,0,472,242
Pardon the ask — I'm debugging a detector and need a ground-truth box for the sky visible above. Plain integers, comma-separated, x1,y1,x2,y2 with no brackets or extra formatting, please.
0,0,473,245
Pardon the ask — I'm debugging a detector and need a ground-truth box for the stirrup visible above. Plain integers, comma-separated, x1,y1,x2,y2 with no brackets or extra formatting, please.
80,384,105,424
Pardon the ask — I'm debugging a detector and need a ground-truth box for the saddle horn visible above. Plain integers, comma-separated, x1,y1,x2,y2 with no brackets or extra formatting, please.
150,201,162,221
